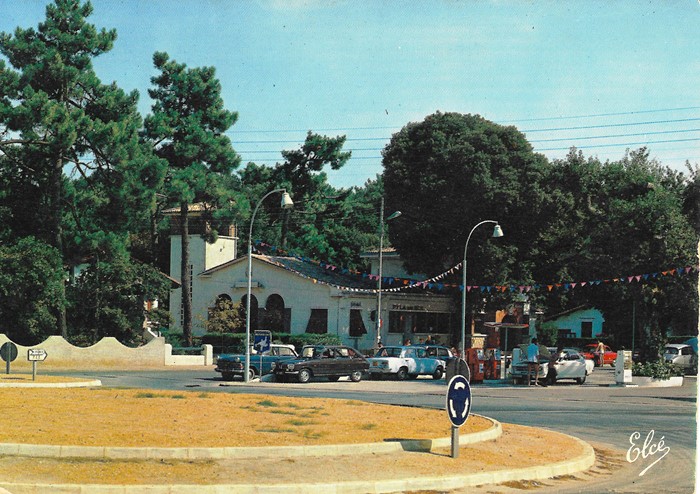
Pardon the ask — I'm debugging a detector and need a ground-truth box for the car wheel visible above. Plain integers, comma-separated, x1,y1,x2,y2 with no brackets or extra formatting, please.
221,372,234,381
327,375,340,382
298,368,312,383
248,368,257,381
576,375,586,385
432,367,444,380
396,367,408,381
350,371,362,382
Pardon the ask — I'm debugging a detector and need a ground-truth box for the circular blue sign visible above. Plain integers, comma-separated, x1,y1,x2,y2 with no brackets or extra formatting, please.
446,374,472,427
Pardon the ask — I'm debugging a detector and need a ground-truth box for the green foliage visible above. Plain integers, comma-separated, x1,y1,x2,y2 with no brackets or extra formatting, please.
204,299,245,334
144,51,241,346
536,322,559,347
0,0,166,338
202,331,343,355
632,360,683,379
66,245,171,346
0,237,65,344
382,111,548,317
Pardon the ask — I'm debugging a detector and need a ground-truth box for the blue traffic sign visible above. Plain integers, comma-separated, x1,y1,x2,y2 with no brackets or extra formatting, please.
253,331,271,353
446,374,472,427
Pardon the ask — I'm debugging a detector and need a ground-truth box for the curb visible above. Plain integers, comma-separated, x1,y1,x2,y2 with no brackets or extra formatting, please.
0,414,502,460
0,379,102,388
0,430,596,494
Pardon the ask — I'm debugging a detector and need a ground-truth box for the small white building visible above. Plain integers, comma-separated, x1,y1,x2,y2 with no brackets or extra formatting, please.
166,208,458,352
543,306,605,340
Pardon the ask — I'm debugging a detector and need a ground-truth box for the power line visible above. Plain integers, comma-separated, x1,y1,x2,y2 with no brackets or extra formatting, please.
226,107,700,135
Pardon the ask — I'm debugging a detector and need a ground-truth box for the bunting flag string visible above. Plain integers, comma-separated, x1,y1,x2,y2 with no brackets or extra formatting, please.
253,240,698,295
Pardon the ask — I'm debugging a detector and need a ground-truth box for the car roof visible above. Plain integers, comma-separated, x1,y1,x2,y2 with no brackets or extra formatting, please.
665,343,690,349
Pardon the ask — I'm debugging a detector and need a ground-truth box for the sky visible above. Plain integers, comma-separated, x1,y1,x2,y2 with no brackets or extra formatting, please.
2,1,699,189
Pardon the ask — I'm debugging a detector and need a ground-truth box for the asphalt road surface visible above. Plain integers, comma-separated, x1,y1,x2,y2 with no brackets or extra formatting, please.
51,366,698,493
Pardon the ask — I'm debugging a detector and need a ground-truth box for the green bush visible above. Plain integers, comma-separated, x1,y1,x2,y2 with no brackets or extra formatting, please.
632,360,683,379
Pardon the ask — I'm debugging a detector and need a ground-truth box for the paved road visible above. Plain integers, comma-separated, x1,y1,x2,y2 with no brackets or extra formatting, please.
53,366,698,493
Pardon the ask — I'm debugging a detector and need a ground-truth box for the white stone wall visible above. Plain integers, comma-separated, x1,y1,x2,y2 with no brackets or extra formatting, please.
0,334,213,368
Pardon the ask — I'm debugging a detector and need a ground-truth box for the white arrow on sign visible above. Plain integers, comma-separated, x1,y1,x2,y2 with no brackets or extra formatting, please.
448,381,470,419
27,349,48,362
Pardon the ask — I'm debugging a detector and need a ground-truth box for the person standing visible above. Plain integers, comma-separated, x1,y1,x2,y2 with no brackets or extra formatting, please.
595,340,606,367
527,337,540,386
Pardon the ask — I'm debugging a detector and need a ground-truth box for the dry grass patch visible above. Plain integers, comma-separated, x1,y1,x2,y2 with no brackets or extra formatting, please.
0,387,492,448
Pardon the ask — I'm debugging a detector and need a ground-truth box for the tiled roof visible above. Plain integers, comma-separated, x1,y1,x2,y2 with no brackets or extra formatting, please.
200,255,377,291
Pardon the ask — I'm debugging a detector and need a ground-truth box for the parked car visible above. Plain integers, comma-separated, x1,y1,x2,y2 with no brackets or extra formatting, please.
368,345,446,380
215,344,297,381
664,344,697,374
511,347,587,385
580,343,617,366
272,345,369,383
415,344,457,365
562,347,594,375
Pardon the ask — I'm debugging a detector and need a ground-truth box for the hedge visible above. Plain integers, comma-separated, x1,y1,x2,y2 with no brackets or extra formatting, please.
201,332,343,355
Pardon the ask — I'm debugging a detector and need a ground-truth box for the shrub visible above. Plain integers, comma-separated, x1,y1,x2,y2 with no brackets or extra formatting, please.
632,360,683,379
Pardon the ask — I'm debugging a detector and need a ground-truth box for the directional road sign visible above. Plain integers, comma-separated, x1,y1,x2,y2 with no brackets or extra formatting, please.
446,374,472,428
28,349,48,362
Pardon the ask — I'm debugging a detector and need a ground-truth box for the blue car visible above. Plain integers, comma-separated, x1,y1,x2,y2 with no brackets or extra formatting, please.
215,344,298,381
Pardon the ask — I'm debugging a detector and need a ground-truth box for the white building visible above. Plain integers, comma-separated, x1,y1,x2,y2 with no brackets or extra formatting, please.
166,208,458,352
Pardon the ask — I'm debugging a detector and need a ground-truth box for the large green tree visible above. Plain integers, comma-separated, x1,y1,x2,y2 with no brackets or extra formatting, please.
144,52,240,346
541,148,698,347
382,111,549,299
0,0,163,338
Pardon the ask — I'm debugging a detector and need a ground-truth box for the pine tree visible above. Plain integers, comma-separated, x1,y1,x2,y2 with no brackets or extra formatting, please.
144,52,240,346
0,0,159,337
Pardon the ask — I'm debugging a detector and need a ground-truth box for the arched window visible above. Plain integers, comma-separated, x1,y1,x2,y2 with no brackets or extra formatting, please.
264,294,289,333
241,294,259,332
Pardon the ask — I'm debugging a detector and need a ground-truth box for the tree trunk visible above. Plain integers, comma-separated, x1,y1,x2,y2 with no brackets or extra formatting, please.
180,201,193,346
53,156,67,338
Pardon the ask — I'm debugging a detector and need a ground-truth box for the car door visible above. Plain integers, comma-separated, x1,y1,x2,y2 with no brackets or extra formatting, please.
332,347,352,375
401,347,419,374
555,351,576,378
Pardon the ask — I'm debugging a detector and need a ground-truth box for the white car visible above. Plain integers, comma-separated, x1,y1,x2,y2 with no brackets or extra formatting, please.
368,345,446,380
563,347,595,375
511,347,587,385
664,344,697,374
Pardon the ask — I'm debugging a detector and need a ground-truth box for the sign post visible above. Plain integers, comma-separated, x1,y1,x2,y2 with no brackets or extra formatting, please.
28,349,48,381
253,331,272,380
0,342,18,375
446,374,472,458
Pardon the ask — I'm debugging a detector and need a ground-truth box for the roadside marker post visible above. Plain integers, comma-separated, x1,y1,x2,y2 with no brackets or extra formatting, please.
253,331,271,380
446,374,472,458
27,348,48,381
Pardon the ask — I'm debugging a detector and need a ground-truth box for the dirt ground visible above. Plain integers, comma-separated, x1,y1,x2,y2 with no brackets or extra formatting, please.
0,373,623,489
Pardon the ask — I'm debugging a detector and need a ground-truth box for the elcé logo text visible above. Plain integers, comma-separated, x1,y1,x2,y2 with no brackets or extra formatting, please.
626,430,670,476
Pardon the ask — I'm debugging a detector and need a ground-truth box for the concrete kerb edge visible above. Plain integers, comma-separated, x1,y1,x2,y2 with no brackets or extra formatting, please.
0,379,102,388
0,414,502,461
0,432,597,494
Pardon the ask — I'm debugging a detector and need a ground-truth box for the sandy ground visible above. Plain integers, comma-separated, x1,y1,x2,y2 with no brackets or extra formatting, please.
0,373,626,489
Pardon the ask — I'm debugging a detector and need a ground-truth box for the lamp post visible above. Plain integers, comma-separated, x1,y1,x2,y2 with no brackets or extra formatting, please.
245,188,294,383
376,197,401,346
460,220,504,358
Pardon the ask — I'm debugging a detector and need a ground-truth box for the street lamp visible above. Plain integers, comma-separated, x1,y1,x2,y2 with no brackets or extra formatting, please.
460,221,504,358
245,188,294,383
376,197,401,346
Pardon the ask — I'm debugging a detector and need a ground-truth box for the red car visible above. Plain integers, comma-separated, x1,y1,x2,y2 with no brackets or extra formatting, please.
580,344,616,367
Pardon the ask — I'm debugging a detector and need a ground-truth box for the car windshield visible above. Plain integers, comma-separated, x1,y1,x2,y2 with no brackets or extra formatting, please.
664,347,679,355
